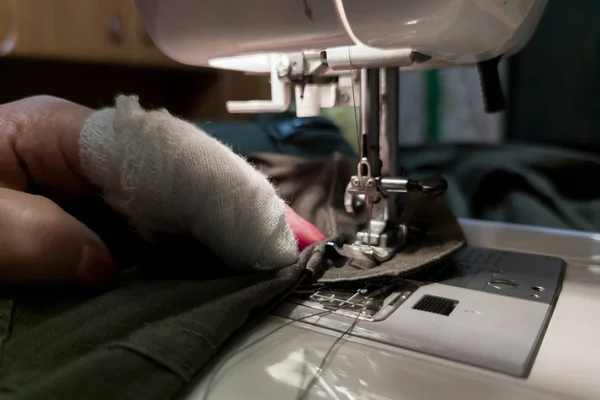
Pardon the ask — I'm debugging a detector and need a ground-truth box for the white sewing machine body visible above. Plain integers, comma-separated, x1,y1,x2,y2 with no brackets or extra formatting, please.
135,0,547,68
134,1,600,399
181,220,600,400
136,0,549,115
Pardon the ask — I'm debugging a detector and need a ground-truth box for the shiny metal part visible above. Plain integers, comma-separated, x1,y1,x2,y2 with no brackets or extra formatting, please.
337,67,407,265
381,177,409,193
290,279,420,322
276,52,328,80
338,67,447,266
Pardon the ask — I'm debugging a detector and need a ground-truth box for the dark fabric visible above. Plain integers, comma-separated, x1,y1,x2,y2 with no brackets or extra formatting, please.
0,238,310,400
198,117,356,161
249,153,466,282
0,150,465,400
205,117,600,232
12,128,594,399
399,143,600,232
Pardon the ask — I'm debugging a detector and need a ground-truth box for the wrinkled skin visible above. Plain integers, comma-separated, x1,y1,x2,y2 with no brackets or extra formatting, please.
0,96,323,291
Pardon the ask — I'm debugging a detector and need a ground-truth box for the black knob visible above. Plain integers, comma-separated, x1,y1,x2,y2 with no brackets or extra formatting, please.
477,55,506,113
408,177,448,197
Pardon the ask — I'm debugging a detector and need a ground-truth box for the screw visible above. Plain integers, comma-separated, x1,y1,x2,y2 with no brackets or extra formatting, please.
275,61,290,78
367,179,374,187
352,178,359,186
339,92,350,102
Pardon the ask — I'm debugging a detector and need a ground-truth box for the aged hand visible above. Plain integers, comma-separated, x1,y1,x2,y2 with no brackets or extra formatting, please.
0,95,323,291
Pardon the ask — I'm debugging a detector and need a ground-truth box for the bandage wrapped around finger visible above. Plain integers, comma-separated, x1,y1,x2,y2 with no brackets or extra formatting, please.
79,95,300,270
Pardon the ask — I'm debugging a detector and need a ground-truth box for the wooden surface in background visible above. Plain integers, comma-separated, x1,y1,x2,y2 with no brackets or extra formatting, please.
1,0,178,67
0,0,271,120
0,58,270,121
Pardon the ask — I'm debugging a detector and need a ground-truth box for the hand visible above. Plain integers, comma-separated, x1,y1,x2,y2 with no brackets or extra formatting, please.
0,95,324,291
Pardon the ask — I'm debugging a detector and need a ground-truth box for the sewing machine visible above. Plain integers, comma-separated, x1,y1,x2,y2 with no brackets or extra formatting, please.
135,1,600,399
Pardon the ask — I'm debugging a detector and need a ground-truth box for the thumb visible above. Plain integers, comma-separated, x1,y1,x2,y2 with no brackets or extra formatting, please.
0,188,117,290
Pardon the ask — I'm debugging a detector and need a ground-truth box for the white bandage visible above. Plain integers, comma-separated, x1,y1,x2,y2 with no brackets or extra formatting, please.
79,95,298,270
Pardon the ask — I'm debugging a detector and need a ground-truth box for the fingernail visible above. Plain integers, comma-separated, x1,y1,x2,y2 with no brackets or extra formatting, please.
285,205,325,250
76,244,118,290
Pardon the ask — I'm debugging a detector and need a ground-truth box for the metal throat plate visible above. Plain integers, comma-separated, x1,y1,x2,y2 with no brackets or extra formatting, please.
276,246,565,377
291,279,419,322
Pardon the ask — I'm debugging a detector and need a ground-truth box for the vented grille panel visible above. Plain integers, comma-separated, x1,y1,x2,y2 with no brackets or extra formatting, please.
413,295,458,316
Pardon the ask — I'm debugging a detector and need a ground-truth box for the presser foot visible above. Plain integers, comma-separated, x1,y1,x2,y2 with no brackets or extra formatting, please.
328,223,408,269
337,170,447,268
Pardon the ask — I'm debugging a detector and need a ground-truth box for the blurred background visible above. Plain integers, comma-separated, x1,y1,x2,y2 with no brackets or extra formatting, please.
0,0,272,120
1,0,599,231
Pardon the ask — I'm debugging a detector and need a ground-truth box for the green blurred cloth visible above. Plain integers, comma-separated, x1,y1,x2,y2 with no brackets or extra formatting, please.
202,116,600,232
0,236,307,400
400,143,600,232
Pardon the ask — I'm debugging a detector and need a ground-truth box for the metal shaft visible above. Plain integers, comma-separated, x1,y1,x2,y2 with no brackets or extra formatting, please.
360,68,381,177
384,67,399,177
382,67,400,224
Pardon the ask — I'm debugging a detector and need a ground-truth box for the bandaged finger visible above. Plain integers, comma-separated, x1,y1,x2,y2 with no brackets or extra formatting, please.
79,95,298,270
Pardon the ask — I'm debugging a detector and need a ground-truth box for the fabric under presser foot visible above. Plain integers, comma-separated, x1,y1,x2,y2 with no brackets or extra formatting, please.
249,152,467,283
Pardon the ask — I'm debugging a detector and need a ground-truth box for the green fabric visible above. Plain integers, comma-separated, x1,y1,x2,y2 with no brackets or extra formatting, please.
249,153,466,282
321,108,360,152
401,143,600,232
202,115,600,231
425,70,441,143
197,117,356,161
0,236,308,400
3,139,599,400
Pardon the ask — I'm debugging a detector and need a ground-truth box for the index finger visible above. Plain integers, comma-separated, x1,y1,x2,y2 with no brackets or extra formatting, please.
0,96,96,201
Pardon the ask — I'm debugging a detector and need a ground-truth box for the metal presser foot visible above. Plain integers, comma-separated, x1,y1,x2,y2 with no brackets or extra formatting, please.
329,67,448,269
332,160,448,269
